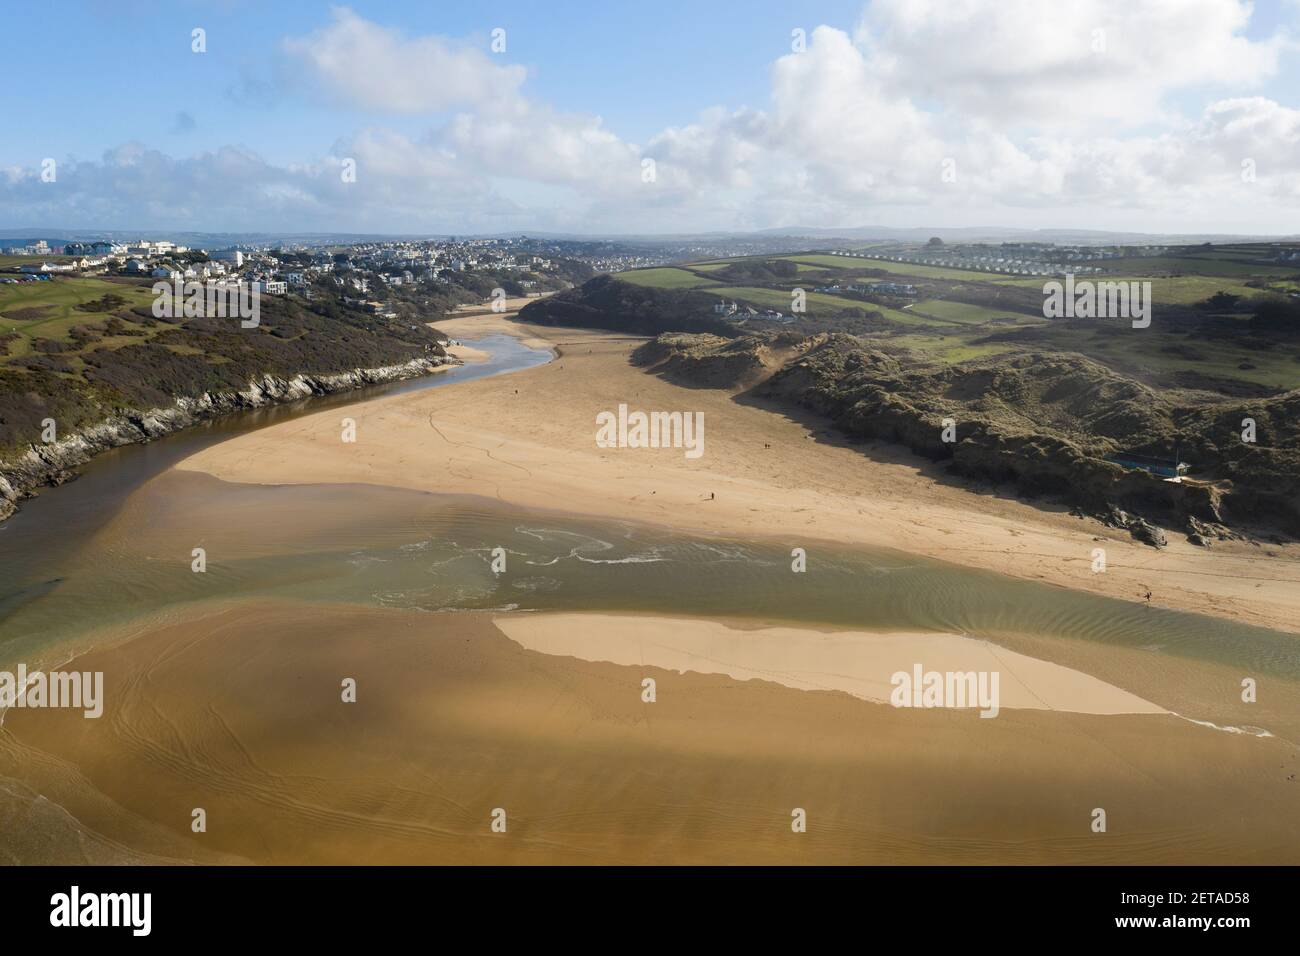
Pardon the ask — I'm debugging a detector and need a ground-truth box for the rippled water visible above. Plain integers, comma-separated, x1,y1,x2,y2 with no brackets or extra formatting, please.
4,478,1299,687
2,330,1298,686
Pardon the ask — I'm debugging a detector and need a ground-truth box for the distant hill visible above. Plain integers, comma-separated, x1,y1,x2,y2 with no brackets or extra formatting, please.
517,274,737,336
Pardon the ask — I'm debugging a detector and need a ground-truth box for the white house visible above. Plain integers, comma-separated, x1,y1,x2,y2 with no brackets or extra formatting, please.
244,279,287,295
210,249,245,267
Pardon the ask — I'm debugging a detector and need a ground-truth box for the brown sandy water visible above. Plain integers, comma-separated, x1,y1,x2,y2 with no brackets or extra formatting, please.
4,599,1297,865
0,467,1297,864
2,330,1298,865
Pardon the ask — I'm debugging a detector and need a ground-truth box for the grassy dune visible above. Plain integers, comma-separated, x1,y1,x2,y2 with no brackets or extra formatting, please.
615,267,719,289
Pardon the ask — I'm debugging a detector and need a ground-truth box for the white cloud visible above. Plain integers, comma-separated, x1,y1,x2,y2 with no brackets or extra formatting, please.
7,2,1300,234
282,7,527,114
440,104,641,193
855,0,1289,128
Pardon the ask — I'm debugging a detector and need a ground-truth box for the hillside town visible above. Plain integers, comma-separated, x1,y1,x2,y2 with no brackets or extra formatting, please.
0,236,604,317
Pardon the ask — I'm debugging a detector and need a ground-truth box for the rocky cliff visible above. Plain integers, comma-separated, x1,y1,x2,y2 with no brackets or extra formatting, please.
0,355,454,523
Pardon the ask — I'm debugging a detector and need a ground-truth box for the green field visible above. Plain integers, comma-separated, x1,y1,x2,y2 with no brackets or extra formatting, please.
887,331,1025,364
1097,255,1300,278
0,277,158,358
0,254,77,268
906,299,1037,325
616,245,1300,390
616,267,719,289
1027,324,1300,391
709,285,960,327
986,273,1260,306
883,320,1300,388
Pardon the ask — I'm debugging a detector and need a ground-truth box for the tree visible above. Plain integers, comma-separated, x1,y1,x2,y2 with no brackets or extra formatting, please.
1249,295,1300,332
1199,291,1241,312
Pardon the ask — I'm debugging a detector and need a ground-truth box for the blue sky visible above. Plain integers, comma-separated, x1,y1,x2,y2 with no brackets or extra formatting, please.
7,1,860,159
4,0,1300,235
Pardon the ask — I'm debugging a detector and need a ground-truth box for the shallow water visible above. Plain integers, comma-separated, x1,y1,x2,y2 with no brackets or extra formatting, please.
0,333,550,584
0,333,546,668
1,332,1297,707
4,471,1299,682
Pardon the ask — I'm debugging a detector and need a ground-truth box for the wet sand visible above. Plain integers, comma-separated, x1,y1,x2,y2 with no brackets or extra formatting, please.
446,343,490,363
5,600,1297,865
48,464,1300,746
176,312,1300,635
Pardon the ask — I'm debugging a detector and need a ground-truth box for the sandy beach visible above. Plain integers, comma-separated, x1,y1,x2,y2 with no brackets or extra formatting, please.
174,308,1300,635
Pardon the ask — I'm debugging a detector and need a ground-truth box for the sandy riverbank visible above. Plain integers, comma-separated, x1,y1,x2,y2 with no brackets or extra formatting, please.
175,311,1300,634
4,600,1295,864
446,342,490,363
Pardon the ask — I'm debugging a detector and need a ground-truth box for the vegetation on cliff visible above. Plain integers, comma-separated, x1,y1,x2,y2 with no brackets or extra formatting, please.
0,277,448,456
526,250,1300,543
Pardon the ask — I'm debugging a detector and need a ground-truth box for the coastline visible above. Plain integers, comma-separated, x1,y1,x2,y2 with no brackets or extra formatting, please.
174,312,1300,635
0,353,458,524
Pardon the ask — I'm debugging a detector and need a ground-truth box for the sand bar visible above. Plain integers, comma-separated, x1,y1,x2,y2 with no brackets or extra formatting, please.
493,613,1169,716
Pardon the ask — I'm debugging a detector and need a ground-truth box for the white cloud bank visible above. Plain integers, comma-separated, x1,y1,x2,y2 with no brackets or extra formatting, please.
6,1,1300,233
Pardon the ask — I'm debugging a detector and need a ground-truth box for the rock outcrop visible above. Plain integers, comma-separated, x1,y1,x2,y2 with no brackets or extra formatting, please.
0,355,454,523
758,336,1297,543
632,331,800,389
